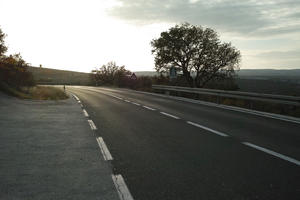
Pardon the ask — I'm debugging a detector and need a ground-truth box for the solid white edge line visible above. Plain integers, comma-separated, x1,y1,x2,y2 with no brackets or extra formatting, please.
96,137,113,161
143,105,156,111
242,142,300,166
83,109,89,117
160,112,180,119
187,121,228,137
72,94,80,101
88,120,97,130
131,102,140,106
124,100,131,103
112,174,134,200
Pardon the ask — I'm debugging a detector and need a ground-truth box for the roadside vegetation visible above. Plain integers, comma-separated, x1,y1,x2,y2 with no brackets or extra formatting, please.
91,61,153,91
92,23,240,91
1,84,68,100
151,23,240,88
90,23,299,117
0,27,68,100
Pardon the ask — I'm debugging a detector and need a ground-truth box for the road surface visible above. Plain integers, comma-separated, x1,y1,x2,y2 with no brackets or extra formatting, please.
68,86,300,200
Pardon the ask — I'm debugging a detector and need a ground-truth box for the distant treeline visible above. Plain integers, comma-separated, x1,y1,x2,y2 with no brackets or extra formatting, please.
91,62,239,91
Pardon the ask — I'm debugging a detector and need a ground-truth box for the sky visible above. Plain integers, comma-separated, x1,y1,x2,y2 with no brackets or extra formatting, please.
0,0,299,72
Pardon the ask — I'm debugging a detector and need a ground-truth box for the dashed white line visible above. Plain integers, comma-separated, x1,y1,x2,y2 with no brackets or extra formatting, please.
131,102,140,106
96,137,113,161
83,109,89,117
160,112,180,119
88,120,97,130
111,95,123,100
242,142,300,166
112,174,134,200
143,106,156,111
186,121,228,137
124,100,131,103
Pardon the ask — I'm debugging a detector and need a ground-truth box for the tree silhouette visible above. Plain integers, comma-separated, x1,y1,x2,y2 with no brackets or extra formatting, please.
151,23,241,88
0,27,7,57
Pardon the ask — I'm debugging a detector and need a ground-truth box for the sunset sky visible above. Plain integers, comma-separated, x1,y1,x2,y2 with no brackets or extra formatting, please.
1,0,299,72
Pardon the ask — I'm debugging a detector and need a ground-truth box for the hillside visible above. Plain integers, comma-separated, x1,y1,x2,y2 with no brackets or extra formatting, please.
134,69,300,78
237,69,300,79
134,69,300,96
28,67,300,96
29,67,92,85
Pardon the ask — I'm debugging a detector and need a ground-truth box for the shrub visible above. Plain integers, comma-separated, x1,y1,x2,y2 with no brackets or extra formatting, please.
0,54,35,89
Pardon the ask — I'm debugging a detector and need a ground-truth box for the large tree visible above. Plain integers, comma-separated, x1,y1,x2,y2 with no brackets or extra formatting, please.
151,23,241,88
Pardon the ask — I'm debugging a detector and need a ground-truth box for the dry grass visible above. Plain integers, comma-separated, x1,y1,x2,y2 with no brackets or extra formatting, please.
22,86,68,100
0,83,68,100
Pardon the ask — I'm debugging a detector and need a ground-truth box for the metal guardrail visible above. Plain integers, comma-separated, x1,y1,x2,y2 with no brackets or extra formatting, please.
152,85,300,106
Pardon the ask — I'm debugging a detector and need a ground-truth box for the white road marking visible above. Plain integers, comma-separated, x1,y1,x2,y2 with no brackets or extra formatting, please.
186,121,229,137
131,102,141,106
96,137,113,161
83,109,89,117
124,100,131,103
80,103,84,108
78,100,81,104
111,95,123,100
160,112,180,119
88,120,97,130
112,174,134,200
242,142,300,166
132,90,300,125
72,94,80,101
143,106,156,111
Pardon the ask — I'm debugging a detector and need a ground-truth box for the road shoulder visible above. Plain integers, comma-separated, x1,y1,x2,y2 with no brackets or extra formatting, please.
0,92,119,200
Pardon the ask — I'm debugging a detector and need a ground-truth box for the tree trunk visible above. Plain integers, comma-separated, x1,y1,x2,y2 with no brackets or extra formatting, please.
183,69,194,88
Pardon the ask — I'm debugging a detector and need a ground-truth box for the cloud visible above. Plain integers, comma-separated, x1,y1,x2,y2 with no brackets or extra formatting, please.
107,0,300,38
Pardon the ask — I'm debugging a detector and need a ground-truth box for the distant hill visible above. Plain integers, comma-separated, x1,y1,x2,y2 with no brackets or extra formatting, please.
237,69,300,79
134,69,300,96
134,69,300,78
29,67,92,85
134,71,159,77
28,67,300,95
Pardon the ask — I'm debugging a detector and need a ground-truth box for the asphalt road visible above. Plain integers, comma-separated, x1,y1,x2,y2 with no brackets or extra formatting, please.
67,86,300,200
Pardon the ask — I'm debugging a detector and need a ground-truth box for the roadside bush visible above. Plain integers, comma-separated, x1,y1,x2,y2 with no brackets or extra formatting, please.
0,54,35,89
135,76,152,90
152,74,170,85
91,61,131,87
